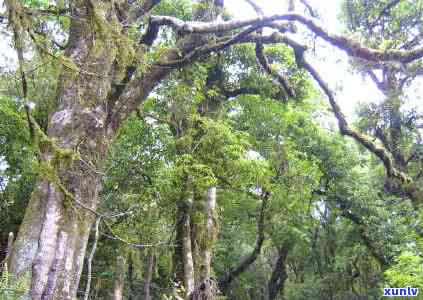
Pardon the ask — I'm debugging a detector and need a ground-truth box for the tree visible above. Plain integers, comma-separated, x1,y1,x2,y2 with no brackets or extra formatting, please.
1,0,423,299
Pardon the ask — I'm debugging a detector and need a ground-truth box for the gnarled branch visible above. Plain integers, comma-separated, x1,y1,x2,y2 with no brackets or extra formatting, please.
284,39,411,183
150,13,423,63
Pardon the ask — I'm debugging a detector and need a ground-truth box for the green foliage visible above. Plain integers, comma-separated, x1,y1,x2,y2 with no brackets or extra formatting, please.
1,1,423,299
384,251,423,288
0,270,28,300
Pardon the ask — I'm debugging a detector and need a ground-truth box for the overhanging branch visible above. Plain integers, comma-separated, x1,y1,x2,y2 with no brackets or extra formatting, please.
284,39,411,184
150,13,423,63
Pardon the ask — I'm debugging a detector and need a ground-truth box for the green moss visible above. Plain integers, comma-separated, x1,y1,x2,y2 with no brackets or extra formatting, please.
28,114,80,208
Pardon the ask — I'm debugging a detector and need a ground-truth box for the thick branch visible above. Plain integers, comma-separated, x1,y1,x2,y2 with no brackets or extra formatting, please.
288,42,411,183
150,13,423,63
299,0,318,17
255,42,295,99
338,202,389,267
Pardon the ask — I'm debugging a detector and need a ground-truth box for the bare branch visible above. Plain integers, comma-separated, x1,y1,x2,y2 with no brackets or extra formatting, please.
126,0,162,24
367,69,386,91
244,0,295,99
244,0,264,15
299,0,318,17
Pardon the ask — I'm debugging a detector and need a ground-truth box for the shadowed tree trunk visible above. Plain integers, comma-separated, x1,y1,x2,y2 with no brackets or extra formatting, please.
114,256,125,300
128,253,135,300
201,187,217,298
182,208,196,297
268,246,289,300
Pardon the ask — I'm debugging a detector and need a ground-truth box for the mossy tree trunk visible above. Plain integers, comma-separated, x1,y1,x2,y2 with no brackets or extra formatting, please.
174,188,196,297
7,1,165,299
195,187,218,300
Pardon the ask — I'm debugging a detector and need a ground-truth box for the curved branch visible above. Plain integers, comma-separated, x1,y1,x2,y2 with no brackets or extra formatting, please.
255,42,295,99
285,40,411,183
337,201,389,267
150,13,423,63
218,192,269,291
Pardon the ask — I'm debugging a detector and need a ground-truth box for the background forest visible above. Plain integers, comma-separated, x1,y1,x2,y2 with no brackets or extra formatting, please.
0,0,422,299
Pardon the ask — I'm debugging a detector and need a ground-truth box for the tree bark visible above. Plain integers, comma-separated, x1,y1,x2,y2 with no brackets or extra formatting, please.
190,187,218,300
202,186,217,295
83,217,101,300
128,253,135,300
182,211,196,297
114,256,125,300
8,2,119,299
6,232,14,263
267,246,289,300
174,182,196,298
143,252,156,300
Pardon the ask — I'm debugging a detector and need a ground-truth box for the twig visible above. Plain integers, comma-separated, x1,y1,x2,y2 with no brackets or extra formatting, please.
83,217,101,300
101,221,174,248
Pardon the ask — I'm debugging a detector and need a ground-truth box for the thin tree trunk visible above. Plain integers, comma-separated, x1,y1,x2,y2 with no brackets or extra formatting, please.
174,180,196,297
190,187,218,300
5,232,14,266
2,232,14,275
128,253,134,300
201,187,218,299
143,252,155,300
182,213,195,297
114,256,125,300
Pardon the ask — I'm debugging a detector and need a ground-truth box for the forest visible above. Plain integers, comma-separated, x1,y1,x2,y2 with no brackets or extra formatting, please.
0,0,422,299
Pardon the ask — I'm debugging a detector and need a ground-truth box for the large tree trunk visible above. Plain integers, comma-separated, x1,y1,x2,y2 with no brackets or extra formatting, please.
8,2,117,299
